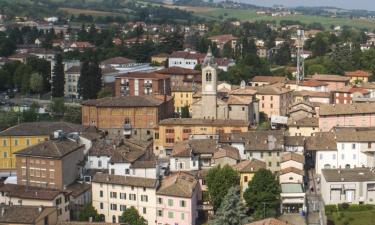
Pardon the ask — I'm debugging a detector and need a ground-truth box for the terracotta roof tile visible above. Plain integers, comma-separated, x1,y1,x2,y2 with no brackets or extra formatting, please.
82,95,172,107
93,173,157,188
281,152,305,163
233,159,266,173
156,172,198,198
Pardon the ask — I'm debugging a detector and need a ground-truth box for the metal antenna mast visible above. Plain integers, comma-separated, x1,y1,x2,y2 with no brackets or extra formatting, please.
296,29,305,84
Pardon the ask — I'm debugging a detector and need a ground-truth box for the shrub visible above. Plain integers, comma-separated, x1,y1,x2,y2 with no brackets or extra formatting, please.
339,203,350,210
325,205,338,215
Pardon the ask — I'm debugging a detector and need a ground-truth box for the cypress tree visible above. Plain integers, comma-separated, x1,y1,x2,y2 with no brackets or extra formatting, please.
51,54,65,98
78,60,90,100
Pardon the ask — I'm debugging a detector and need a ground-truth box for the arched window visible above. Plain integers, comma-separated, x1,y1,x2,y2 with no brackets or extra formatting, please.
206,72,212,81
324,164,331,169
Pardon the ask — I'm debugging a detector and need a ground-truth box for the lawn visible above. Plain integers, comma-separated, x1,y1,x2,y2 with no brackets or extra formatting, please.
195,8,375,30
58,7,128,17
327,209,375,225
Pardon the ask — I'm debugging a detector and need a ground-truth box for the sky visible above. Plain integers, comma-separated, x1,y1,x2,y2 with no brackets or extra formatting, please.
233,0,375,11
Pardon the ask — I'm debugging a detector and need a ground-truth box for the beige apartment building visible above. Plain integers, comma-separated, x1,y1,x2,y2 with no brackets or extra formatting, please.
92,173,158,224
256,86,293,118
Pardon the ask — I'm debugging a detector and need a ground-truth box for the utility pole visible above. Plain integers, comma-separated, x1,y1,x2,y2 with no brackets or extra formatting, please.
296,29,305,85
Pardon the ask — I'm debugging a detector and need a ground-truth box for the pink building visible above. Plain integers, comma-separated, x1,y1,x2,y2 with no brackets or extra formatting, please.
318,103,375,131
156,172,200,225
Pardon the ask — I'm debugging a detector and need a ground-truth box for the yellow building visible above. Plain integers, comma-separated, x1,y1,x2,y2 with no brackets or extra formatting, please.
233,159,266,196
154,118,249,156
171,85,196,114
0,122,83,173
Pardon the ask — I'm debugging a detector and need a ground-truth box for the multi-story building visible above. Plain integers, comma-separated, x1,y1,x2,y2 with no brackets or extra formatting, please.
0,122,84,175
64,65,80,99
288,117,318,137
256,86,293,117
310,74,350,92
156,172,200,225
321,168,375,205
332,86,370,104
157,67,201,86
345,70,370,84
154,118,249,157
171,85,196,114
114,72,171,97
297,79,329,92
15,138,84,190
233,159,266,194
207,34,238,49
220,130,285,172
0,184,70,222
293,90,331,104
82,95,174,140
92,173,158,224
318,103,375,131
100,56,137,70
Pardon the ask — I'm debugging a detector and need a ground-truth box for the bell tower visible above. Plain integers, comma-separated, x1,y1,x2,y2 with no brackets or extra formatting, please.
201,47,218,119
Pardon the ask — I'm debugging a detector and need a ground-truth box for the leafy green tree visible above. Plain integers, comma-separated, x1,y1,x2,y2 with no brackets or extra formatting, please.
222,42,233,58
27,56,51,93
50,98,66,117
63,106,82,124
274,43,291,66
180,105,190,118
210,186,249,225
243,169,281,219
0,32,16,57
206,165,239,211
13,64,32,92
79,204,101,222
306,64,327,75
22,103,39,122
120,206,147,225
51,54,65,98
97,87,113,98
29,73,44,94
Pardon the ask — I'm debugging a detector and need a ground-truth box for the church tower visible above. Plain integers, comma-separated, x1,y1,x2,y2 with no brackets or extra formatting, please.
201,47,218,119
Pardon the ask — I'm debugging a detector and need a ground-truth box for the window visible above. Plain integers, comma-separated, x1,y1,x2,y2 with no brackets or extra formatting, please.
332,154,336,160
180,200,186,207
341,143,345,150
100,202,103,209
14,139,18,146
125,169,130,174
270,104,273,108
2,140,7,147
166,129,174,133
166,138,174,143
110,192,117,199
120,193,126,199
100,191,103,197
26,139,30,146
120,205,126,211
268,152,272,156
271,96,273,101
181,213,185,220
129,194,136,201
157,197,163,204
341,154,345,160
141,195,148,202
244,176,248,182
268,162,272,167
50,161,54,166
352,143,356,149
3,152,7,158
143,207,146,214
110,204,117,211
277,162,280,167
369,142,372,148
260,152,263,158
319,154,323,160
168,199,173,206
353,154,357,160
157,210,163,217
168,211,174,219
155,133,159,139
98,160,102,167
262,96,264,100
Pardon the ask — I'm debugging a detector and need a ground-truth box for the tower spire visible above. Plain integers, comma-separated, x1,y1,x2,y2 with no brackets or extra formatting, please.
203,45,215,67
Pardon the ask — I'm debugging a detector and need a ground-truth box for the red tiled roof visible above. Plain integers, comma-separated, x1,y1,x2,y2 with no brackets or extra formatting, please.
345,70,370,78
208,34,238,43
157,66,200,75
299,79,328,87
116,71,170,79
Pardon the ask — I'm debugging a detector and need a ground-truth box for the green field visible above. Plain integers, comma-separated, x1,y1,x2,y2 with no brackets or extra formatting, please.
327,209,375,225
196,8,375,30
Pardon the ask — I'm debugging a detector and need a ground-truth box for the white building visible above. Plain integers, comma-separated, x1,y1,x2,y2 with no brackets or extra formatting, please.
92,173,158,224
321,168,375,205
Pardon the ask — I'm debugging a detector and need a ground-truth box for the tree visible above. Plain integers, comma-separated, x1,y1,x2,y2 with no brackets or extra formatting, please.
29,73,43,94
273,43,291,66
50,98,66,117
79,204,100,222
243,169,281,219
63,106,82,124
22,103,39,122
78,60,90,99
78,55,102,100
210,186,249,225
180,105,190,118
97,87,112,98
120,206,147,225
51,54,65,98
206,165,239,211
